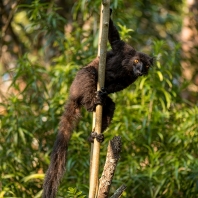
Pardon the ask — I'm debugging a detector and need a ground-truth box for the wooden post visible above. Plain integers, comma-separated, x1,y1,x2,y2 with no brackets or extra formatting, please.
89,1,110,198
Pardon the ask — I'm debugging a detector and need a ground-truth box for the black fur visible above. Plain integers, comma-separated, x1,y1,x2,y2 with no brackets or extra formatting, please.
43,17,153,198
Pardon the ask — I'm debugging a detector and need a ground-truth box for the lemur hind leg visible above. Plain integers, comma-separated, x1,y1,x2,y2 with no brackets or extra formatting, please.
89,96,115,143
101,96,115,132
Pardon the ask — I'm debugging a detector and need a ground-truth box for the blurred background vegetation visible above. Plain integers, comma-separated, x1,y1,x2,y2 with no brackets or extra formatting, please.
0,0,198,197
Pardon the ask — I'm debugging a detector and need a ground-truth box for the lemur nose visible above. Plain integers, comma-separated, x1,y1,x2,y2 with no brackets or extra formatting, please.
136,62,143,71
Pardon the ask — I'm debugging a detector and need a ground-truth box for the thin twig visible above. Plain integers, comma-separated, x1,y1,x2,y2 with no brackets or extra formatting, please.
110,185,127,198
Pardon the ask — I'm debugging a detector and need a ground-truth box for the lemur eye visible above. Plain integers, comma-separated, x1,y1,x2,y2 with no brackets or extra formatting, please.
146,65,149,68
134,59,139,63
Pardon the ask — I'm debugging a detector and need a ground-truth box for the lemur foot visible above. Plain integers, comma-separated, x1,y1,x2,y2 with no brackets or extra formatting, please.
94,87,108,106
88,132,104,143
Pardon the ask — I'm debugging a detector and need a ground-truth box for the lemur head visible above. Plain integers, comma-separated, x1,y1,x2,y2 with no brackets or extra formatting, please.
122,47,153,77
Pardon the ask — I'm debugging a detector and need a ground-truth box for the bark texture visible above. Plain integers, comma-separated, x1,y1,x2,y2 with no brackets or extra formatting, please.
97,136,122,198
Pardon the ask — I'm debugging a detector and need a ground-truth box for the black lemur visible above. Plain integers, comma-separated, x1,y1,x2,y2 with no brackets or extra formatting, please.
43,16,153,198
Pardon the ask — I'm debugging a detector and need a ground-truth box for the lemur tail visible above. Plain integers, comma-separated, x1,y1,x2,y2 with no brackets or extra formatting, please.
43,99,80,198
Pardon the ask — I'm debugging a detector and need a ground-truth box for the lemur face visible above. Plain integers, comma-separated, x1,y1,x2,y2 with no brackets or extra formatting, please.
122,50,153,77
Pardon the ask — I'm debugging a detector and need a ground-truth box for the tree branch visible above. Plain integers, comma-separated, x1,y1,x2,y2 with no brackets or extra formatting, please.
97,136,122,198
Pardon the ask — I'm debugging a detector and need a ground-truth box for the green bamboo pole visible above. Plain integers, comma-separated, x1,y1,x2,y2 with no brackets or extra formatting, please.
89,1,110,198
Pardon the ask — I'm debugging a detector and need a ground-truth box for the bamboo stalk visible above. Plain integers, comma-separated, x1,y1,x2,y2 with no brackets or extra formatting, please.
89,1,110,198
89,4,103,183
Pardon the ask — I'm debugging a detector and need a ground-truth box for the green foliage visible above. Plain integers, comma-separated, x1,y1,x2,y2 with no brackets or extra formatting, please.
66,187,86,198
0,0,198,198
